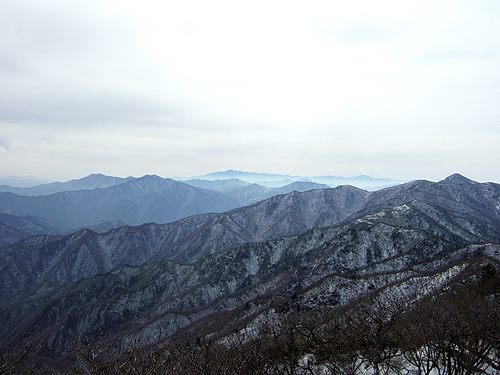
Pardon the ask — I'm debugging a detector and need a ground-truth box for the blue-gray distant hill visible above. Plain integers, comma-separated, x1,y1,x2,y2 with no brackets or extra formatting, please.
0,213,68,247
0,175,345,235
0,176,49,188
0,175,240,231
187,169,406,190
184,179,331,205
0,173,130,196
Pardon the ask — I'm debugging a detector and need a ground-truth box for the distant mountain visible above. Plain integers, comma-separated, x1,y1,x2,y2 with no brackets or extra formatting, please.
189,169,406,190
225,183,270,204
0,213,67,247
0,213,67,236
185,179,338,206
2,175,499,305
1,173,500,366
0,220,29,247
311,174,406,190
183,178,251,193
225,180,332,205
0,175,240,230
0,176,351,235
0,173,130,196
269,180,331,195
68,220,127,234
197,170,293,183
0,176,49,188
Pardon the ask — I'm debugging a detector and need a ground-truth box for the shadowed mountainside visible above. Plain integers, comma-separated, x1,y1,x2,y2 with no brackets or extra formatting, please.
0,175,240,230
1,174,500,364
0,173,129,196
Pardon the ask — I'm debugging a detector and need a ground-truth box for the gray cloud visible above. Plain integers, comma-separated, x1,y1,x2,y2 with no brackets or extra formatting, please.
0,91,175,125
316,16,398,47
0,0,169,126
0,0,500,183
0,138,9,150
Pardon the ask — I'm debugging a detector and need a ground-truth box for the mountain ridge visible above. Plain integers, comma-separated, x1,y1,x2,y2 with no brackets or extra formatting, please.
1,175,499,307
1,219,498,357
0,177,358,235
187,169,407,189
0,175,241,231
1,173,500,368
0,173,130,196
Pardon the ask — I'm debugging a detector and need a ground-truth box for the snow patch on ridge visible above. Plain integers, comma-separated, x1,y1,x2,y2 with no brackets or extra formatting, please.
355,204,411,225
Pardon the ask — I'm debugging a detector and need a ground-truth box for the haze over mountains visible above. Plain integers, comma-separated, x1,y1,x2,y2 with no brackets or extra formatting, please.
183,170,407,189
0,171,389,240
0,175,239,231
0,173,131,195
0,171,499,373
0,170,404,194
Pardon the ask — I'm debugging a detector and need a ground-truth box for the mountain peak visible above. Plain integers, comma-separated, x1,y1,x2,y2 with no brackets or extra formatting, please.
439,173,477,184
125,174,174,188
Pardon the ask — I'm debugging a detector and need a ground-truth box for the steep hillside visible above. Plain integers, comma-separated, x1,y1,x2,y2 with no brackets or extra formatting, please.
0,213,217,305
1,218,498,358
163,185,369,263
0,220,29,247
0,213,68,236
1,174,499,368
350,178,500,244
0,185,368,304
2,176,500,305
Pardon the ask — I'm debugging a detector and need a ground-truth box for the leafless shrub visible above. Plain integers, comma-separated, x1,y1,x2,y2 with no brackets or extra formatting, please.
7,263,500,374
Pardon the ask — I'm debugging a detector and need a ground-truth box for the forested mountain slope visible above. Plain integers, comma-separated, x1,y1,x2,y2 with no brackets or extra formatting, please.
1,174,499,372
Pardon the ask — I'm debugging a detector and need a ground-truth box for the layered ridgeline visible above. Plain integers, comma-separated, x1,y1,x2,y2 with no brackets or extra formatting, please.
0,185,369,304
0,174,499,369
184,169,405,189
0,174,332,238
0,175,239,232
0,173,130,196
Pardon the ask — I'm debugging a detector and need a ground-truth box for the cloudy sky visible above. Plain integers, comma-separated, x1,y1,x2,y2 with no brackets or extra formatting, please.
1,0,499,183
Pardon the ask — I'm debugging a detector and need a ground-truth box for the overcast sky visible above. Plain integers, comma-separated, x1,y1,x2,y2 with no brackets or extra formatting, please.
1,0,499,183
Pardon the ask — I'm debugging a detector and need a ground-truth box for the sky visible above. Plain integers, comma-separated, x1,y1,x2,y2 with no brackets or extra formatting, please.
1,0,500,183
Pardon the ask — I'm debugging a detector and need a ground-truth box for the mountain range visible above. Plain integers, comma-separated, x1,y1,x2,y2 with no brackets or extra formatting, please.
0,173,130,196
0,172,499,371
0,174,334,236
185,169,407,189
